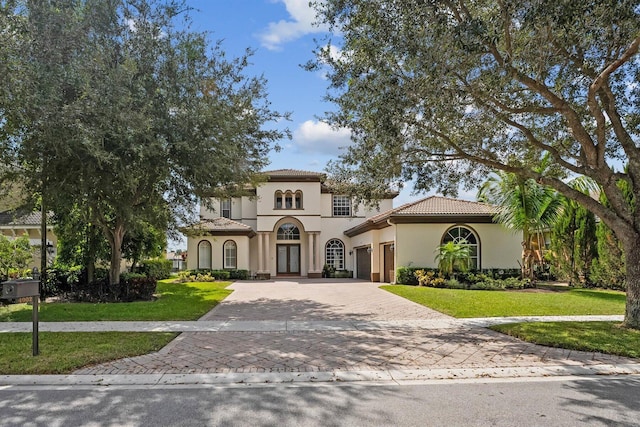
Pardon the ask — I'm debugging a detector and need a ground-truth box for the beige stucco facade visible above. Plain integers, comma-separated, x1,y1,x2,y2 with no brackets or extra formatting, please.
0,213,57,272
183,170,523,282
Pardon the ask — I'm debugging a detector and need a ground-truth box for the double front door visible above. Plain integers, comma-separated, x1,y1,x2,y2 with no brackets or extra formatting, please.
277,244,300,275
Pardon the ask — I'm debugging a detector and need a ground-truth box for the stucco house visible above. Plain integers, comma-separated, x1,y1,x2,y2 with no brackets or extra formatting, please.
182,169,523,282
0,210,57,271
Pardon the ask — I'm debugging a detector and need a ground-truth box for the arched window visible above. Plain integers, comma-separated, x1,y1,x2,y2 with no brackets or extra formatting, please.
295,190,303,209
441,226,479,270
223,240,237,269
277,223,300,240
274,190,303,209
198,240,212,269
325,239,345,270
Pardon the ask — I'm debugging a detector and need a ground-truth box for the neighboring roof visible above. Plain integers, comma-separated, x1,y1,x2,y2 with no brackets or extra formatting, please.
180,217,256,237
344,196,498,237
0,210,54,228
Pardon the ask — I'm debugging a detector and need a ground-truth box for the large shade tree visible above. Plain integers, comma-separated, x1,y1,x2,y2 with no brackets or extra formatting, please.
1,0,287,284
311,0,640,328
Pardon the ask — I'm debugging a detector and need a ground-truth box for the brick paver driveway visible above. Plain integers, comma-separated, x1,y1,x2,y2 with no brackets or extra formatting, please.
76,279,633,375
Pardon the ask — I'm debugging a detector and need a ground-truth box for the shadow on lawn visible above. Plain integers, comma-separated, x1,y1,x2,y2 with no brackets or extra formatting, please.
573,289,626,303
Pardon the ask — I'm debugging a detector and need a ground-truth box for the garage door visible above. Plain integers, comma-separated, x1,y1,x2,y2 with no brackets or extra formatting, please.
356,248,371,281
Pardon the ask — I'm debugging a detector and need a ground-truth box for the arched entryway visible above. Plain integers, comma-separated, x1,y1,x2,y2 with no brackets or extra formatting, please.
276,222,301,275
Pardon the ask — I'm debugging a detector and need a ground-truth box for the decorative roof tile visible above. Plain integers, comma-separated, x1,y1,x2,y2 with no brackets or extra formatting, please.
344,196,498,237
181,217,256,237
0,210,54,227
263,169,325,178
394,196,497,216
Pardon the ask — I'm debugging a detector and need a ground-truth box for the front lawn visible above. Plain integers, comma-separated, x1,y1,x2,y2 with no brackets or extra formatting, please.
0,279,234,374
491,322,640,359
381,285,625,317
0,280,233,322
0,332,177,374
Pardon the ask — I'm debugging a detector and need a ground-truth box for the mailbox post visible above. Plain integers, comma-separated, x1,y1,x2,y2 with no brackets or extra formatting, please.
1,279,40,356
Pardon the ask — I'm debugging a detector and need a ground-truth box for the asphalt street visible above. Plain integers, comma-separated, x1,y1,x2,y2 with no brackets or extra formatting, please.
2,375,640,427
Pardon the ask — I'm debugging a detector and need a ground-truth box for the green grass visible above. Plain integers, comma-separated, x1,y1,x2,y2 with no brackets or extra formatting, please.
0,280,233,322
490,322,640,359
0,332,177,374
0,279,234,374
381,285,626,317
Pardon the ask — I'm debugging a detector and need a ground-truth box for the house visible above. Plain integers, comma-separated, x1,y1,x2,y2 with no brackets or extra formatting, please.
181,169,523,282
0,210,57,271
166,251,187,271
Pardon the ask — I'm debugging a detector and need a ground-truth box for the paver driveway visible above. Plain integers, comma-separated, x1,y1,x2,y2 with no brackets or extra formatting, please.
75,279,635,376
199,279,449,321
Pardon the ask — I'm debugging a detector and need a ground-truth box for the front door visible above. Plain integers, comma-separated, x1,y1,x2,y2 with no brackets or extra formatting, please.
383,244,395,283
277,244,300,275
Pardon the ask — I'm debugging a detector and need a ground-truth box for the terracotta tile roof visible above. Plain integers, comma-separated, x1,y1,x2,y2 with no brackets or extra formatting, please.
394,196,498,216
264,169,326,178
0,210,54,227
181,217,256,237
344,196,497,237
260,169,327,184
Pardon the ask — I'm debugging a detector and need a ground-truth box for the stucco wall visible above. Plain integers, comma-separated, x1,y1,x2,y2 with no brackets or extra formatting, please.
395,222,521,270
186,235,250,271
256,182,322,216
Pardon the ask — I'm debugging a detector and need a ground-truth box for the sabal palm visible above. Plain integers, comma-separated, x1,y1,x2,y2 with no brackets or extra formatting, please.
478,171,562,278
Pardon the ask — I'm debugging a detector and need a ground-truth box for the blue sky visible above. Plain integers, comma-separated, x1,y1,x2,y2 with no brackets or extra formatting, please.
166,0,476,250
184,1,478,205
187,1,349,172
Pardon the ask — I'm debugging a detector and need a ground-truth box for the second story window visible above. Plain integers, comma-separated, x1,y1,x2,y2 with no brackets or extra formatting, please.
295,191,302,209
333,195,351,217
275,190,303,210
221,198,231,219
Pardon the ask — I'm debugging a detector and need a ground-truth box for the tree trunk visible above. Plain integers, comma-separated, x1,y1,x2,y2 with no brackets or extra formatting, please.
521,231,534,281
622,234,640,329
107,223,126,286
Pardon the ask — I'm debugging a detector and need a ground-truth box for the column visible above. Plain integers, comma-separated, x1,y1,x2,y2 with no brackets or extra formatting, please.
264,233,270,276
308,233,314,274
257,232,263,273
314,232,321,273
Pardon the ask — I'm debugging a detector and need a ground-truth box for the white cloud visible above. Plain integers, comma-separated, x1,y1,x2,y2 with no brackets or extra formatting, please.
293,120,352,155
259,0,329,50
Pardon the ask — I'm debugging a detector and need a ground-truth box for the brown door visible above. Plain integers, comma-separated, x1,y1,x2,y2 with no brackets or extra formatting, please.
356,248,371,281
383,244,395,283
277,244,300,275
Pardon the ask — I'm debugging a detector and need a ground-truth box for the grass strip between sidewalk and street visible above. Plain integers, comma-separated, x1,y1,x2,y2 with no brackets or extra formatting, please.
0,280,233,322
380,285,626,318
0,332,178,375
490,322,640,359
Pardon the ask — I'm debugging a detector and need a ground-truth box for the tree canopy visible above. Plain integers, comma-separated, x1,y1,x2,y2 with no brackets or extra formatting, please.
311,0,640,327
0,0,288,284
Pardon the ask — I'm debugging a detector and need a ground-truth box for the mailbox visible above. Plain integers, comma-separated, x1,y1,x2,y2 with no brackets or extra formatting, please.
1,279,40,299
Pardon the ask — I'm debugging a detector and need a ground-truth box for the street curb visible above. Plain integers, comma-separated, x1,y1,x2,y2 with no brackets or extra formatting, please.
2,363,640,387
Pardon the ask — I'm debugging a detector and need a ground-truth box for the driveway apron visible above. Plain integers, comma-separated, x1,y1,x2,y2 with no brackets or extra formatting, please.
75,279,634,375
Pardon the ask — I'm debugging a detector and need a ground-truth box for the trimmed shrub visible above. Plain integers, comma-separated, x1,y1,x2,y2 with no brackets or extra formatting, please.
396,267,423,285
137,258,172,280
176,269,248,282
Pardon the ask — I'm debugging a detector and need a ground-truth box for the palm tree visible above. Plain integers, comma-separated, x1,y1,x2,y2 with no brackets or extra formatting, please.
435,240,471,277
478,170,562,280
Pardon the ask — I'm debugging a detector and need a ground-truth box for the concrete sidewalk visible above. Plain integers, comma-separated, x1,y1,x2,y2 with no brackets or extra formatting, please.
0,315,626,333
